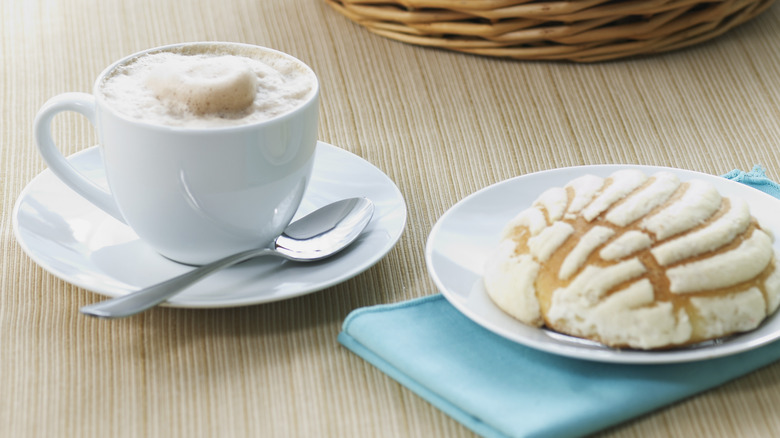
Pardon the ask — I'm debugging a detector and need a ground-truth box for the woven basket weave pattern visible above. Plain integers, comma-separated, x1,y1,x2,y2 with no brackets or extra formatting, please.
325,0,775,61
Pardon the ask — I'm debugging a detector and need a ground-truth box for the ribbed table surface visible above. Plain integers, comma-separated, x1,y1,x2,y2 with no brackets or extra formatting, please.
2,1,780,436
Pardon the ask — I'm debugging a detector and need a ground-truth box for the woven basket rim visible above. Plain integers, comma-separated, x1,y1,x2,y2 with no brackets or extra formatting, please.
325,0,775,61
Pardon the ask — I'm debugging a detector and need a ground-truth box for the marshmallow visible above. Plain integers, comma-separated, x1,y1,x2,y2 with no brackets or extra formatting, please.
146,55,258,116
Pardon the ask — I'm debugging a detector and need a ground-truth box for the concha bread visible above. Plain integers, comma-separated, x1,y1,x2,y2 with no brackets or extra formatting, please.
483,169,780,350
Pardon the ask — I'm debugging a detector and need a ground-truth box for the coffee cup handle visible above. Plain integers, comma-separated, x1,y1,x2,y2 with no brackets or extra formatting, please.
34,92,125,223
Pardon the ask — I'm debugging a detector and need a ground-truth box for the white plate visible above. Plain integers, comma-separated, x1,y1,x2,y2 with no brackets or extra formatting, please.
425,165,780,364
13,141,406,308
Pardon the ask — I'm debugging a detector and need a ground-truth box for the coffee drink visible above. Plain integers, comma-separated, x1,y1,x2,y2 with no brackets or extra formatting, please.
99,44,317,128
35,42,319,264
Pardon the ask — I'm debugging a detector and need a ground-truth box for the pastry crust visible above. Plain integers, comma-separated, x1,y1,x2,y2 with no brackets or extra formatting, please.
483,170,780,350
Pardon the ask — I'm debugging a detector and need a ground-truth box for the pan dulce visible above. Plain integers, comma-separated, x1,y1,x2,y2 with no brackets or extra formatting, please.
483,170,780,350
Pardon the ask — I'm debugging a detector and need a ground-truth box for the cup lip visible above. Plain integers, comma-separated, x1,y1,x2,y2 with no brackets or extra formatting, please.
92,41,320,133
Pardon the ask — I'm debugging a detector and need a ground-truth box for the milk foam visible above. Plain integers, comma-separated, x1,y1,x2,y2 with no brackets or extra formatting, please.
99,45,316,127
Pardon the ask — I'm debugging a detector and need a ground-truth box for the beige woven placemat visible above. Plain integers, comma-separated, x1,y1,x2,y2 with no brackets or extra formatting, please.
2,0,780,437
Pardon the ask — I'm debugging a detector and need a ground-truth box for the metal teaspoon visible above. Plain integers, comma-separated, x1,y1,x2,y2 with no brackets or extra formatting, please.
80,197,374,318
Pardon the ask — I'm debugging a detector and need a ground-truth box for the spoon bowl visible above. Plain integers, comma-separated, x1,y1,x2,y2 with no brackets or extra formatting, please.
80,197,374,318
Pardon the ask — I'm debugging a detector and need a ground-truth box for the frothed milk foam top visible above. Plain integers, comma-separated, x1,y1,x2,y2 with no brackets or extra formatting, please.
99,45,316,127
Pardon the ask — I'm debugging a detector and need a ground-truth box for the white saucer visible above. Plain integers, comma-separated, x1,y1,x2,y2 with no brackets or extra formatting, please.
13,141,406,308
425,165,780,364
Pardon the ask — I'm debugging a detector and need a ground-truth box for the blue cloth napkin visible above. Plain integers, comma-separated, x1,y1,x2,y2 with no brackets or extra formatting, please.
338,167,780,438
722,165,780,198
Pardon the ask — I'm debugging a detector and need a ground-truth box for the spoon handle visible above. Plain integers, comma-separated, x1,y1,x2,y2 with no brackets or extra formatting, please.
80,247,276,318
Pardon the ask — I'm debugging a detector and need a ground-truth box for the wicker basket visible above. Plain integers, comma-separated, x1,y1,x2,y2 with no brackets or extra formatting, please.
324,0,775,62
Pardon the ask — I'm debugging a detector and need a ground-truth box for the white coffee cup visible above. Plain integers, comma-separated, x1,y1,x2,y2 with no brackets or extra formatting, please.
34,42,320,265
